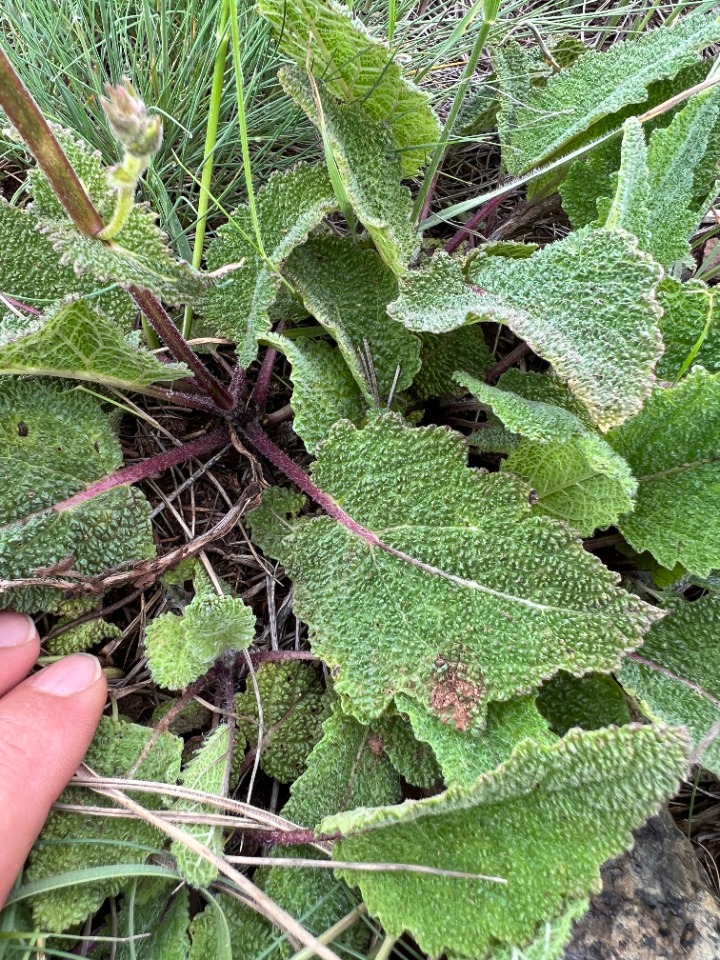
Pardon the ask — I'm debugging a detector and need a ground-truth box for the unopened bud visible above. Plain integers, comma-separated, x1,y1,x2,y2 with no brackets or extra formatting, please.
100,80,163,158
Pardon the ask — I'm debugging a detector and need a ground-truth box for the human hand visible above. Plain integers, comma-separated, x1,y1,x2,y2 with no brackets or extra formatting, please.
0,612,107,908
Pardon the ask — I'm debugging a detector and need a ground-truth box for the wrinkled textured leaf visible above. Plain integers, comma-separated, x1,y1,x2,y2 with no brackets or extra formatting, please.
604,118,651,246
397,693,555,788
494,12,720,173
28,129,211,305
608,367,720,576
197,164,337,365
0,379,154,613
414,327,493,400
283,705,401,827
189,893,278,960
26,717,183,931
280,66,418,275
251,414,660,729
326,724,687,958
47,596,122,656
283,235,421,401
455,371,588,443
620,596,720,774
373,712,442,789
255,705,401,960
480,898,590,960
503,433,637,537
657,278,720,380
643,83,720,268
537,672,632,736
0,299,187,388
257,0,440,176
393,230,663,429
262,332,365,453
468,229,663,429
236,662,331,784
0,199,134,327
144,565,255,690
171,725,231,889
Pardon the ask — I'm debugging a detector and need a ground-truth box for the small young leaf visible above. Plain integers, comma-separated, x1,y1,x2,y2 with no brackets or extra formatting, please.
279,66,419,275
0,299,187,388
619,595,720,774
256,0,440,176
26,717,183,932
28,130,211,305
397,694,555,788
0,379,154,613
145,566,255,691
608,367,720,576
0,199,134,327
494,12,720,174
657,278,720,380
197,164,337,365
171,725,231,889
283,235,421,401
325,724,688,958
251,414,660,729
414,327,493,400
47,597,122,656
537,673,632,736
261,332,365,453
236,662,331,784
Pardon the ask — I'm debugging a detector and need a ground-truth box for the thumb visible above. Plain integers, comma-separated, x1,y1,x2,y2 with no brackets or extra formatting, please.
0,652,107,907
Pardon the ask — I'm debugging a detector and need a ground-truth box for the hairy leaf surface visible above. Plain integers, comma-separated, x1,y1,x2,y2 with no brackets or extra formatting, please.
283,235,421,401
0,199,133,327
414,328,493,400
326,724,686,957
397,694,555,788
28,129,211,305
145,566,255,690
0,299,187,388
198,164,337,365
280,66,418,274
494,12,720,173
262,332,365,453
657,278,720,380
608,368,720,576
251,414,660,728
257,0,440,176
26,717,182,931
235,661,331,783
620,596,720,774
0,379,154,612
171,725,231,888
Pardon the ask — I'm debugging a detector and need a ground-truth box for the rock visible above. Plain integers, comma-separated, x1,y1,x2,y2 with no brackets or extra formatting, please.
564,809,720,959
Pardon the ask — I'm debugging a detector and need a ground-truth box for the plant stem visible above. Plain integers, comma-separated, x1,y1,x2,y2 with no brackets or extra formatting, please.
484,341,532,383
412,0,500,222
183,0,231,339
57,428,230,511
445,193,506,254
0,48,104,237
130,288,235,410
244,422,381,546
228,0,266,257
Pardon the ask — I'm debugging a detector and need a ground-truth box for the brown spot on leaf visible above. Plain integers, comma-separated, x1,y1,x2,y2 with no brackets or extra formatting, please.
17,421,28,437
368,734,385,756
431,657,484,731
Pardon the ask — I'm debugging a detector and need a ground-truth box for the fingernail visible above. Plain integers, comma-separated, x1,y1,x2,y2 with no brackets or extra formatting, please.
0,612,37,648
29,654,103,697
